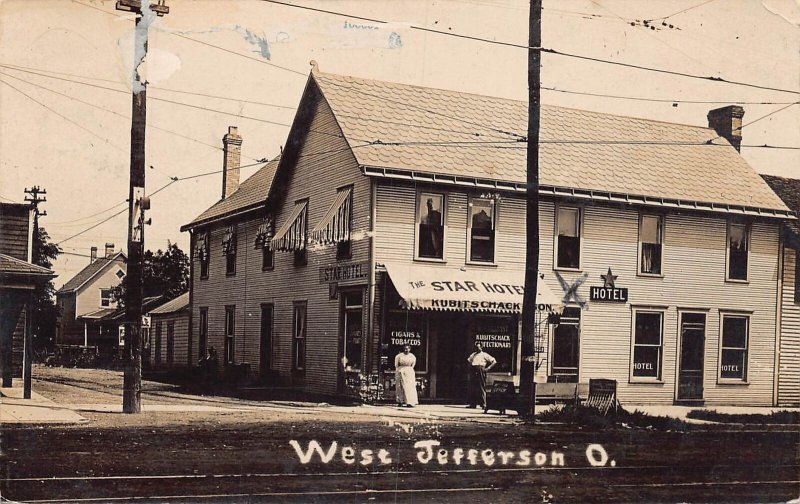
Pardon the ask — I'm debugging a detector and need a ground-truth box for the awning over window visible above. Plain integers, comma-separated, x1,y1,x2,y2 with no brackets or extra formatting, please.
221,226,236,256
311,187,352,245
194,232,208,261
271,201,308,252
255,217,274,249
383,262,562,314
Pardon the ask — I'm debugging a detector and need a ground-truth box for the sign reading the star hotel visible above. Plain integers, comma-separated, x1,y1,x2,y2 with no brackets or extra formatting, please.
590,268,629,303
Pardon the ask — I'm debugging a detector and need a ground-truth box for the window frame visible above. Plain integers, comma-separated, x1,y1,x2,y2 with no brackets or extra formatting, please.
466,195,498,265
553,205,583,271
629,308,665,383
340,290,364,372
725,221,751,283
166,321,175,365
638,214,665,277
293,199,309,267
717,312,750,384
262,246,274,271
336,185,354,261
414,190,447,262
224,305,235,365
292,301,308,375
100,288,112,307
198,307,208,359
224,227,237,277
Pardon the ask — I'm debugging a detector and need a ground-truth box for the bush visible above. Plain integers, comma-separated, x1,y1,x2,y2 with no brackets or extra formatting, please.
536,403,689,431
686,409,799,425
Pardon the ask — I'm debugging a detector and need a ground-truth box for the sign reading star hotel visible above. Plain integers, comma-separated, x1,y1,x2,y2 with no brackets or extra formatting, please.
590,268,629,303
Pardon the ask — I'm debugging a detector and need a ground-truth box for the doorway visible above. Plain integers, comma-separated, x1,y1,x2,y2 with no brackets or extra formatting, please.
433,313,470,401
677,312,706,401
550,307,581,383
260,304,273,380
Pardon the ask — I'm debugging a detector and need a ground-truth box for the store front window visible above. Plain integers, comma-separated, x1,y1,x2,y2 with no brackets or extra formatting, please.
341,291,363,371
386,310,427,372
470,315,515,373
550,307,580,382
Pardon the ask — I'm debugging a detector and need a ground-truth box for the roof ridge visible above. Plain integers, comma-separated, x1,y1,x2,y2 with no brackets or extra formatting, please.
313,70,717,133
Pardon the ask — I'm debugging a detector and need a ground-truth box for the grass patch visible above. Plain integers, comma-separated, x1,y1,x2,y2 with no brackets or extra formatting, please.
686,409,799,425
537,403,689,431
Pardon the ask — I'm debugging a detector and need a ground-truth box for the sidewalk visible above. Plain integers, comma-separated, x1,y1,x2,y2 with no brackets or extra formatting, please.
0,386,87,424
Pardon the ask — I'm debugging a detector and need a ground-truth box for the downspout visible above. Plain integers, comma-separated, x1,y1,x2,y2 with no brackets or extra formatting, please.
773,240,784,407
188,229,194,367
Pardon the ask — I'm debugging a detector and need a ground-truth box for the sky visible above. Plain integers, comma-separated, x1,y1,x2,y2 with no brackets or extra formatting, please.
1,0,798,288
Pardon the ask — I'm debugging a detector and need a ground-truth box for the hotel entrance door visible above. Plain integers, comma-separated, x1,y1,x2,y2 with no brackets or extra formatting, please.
677,312,706,401
433,314,469,401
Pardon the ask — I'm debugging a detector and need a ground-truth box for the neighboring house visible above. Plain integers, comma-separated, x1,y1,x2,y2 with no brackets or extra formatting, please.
183,67,793,406
0,202,54,387
147,292,190,369
761,175,800,407
56,243,126,352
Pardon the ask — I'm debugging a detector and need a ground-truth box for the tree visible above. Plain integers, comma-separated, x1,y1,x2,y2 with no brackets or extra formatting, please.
111,242,189,308
32,226,61,354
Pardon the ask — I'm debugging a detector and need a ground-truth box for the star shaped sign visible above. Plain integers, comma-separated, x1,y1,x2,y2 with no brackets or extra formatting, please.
601,268,618,289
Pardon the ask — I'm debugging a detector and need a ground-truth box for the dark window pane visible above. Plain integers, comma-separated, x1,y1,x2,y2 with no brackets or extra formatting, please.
344,309,362,370
641,243,662,274
557,235,580,269
262,248,274,270
720,349,746,379
728,224,748,280
722,317,747,348
552,325,579,369
635,312,662,345
418,194,444,259
633,346,660,377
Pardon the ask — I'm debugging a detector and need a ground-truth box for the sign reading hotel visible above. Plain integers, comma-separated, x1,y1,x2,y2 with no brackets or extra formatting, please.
589,268,628,303
319,261,369,284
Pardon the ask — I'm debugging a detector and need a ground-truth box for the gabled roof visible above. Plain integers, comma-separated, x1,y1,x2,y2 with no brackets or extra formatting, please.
57,252,126,294
182,156,280,231
762,175,800,240
148,292,189,315
310,71,790,216
0,253,54,277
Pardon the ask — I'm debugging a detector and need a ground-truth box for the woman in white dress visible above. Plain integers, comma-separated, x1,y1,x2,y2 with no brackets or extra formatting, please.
394,345,418,407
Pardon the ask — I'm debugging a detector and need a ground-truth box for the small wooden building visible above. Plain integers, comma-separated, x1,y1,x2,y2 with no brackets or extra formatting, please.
146,292,190,369
183,68,794,406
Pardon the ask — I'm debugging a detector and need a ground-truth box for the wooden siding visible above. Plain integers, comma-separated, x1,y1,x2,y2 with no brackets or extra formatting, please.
0,204,31,261
374,181,781,406
149,312,190,369
190,90,369,395
778,248,800,406
74,259,125,317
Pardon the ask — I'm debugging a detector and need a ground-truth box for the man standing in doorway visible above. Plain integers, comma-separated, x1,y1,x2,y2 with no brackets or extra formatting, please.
467,342,496,409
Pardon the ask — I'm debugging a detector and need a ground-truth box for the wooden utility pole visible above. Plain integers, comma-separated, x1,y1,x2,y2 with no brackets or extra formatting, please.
23,185,47,400
117,0,168,413
520,0,542,420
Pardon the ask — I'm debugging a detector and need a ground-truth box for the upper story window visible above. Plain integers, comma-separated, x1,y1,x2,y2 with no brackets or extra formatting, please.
468,197,496,263
100,288,112,307
555,206,581,270
195,232,209,279
417,192,445,260
222,225,237,276
720,314,749,382
639,215,664,275
255,217,275,271
726,221,750,281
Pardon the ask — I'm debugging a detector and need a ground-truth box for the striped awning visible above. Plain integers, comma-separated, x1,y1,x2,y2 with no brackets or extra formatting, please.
221,226,236,255
194,232,208,261
255,216,275,249
311,187,352,244
271,201,308,252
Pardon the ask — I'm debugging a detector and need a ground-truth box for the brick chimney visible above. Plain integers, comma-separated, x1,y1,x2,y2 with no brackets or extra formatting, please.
105,243,114,258
707,105,745,152
90,246,97,264
222,126,242,199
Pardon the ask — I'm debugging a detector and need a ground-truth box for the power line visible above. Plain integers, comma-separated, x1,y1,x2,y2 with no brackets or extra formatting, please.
71,0,307,77
259,0,800,96
0,62,297,110
542,86,798,105
645,0,718,22
0,64,371,144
